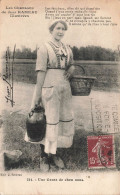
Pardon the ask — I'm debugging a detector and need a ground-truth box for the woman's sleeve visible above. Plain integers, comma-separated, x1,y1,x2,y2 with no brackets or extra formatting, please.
35,43,48,72
68,45,74,66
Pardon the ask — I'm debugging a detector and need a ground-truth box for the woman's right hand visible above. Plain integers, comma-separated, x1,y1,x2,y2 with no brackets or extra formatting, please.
30,97,44,112
30,71,46,112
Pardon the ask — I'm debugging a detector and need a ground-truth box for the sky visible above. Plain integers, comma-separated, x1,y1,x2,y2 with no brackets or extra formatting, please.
0,0,120,53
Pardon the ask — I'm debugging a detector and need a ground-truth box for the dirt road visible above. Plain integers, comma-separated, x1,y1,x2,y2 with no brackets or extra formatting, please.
1,80,120,133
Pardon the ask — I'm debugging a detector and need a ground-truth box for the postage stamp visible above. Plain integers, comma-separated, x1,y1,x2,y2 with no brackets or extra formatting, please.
87,135,116,169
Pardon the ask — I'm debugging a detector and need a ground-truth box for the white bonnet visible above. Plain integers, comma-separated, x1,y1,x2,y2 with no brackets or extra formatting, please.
48,19,68,31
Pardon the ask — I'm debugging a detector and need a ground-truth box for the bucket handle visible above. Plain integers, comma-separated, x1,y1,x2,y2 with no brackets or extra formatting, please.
29,104,45,118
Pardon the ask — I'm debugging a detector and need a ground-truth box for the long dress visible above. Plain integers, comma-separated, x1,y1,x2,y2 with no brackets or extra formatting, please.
25,40,75,154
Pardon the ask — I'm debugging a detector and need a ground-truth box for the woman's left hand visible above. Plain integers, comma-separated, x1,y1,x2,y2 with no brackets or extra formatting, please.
64,65,75,80
64,71,71,80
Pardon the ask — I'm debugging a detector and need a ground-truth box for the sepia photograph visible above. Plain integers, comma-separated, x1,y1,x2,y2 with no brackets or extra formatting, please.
0,0,120,194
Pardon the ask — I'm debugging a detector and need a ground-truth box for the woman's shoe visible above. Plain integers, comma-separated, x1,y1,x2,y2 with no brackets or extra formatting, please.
40,156,49,172
49,155,65,169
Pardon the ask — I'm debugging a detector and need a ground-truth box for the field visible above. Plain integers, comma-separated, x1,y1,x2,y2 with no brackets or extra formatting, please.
1,59,120,92
1,59,120,172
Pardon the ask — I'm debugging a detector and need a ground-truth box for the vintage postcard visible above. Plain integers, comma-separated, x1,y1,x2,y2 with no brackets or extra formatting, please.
0,0,120,194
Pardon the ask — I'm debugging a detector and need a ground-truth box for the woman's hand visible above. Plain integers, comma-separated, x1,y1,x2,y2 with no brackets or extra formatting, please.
64,71,71,80
64,65,75,80
30,98,44,112
30,71,46,111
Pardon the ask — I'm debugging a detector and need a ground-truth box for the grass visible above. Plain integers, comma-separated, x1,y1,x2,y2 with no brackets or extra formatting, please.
2,107,120,172
1,59,120,172
1,59,120,92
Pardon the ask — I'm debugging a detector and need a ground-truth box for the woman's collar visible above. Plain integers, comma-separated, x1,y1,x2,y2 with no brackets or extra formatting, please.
49,38,67,56
50,37,63,48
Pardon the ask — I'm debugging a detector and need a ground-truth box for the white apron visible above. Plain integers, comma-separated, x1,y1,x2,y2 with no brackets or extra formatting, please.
25,41,75,154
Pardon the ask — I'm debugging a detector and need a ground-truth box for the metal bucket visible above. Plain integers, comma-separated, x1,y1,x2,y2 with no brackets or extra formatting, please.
26,106,46,142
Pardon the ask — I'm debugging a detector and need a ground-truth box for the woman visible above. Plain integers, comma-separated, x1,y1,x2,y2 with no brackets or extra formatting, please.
25,20,75,171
